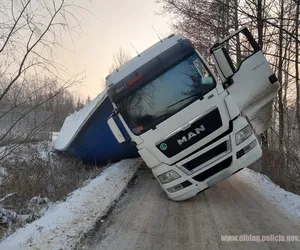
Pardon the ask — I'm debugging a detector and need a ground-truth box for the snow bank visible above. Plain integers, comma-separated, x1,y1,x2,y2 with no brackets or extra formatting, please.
0,158,141,250
51,132,59,143
54,90,107,151
0,166,6,184
238,168,300,220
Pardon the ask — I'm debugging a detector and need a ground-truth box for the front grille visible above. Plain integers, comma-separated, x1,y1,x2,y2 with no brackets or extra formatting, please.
183,141,228,171
192,157,232,182
156,108,222,158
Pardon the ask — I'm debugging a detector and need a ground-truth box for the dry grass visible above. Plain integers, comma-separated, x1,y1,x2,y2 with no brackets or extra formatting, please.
0,142,104,238
1,156,101,212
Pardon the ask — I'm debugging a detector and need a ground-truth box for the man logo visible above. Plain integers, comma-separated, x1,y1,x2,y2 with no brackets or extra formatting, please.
160,143,168,151
177,125,206,145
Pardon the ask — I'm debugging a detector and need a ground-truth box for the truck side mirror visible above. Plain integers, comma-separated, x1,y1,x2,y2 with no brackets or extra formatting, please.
107,114,126,143
211,46,235,83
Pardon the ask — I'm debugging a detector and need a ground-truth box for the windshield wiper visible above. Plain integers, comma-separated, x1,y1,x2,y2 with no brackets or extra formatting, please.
167,92,204,109
149,113,172,130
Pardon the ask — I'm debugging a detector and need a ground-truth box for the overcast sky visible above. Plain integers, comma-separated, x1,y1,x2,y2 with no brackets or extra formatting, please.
56,0,171,99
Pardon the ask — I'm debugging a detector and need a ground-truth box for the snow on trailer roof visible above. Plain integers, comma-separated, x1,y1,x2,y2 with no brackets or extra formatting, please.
54,90,107,151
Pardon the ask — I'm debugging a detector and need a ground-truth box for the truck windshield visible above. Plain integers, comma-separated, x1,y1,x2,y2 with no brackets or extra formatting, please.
116,53,216,135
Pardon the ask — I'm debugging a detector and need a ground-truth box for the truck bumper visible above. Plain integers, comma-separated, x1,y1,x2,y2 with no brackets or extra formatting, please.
152,117,262,201
169,142,261,201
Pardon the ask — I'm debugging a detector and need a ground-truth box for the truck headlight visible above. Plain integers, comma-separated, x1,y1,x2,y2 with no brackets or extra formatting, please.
235,125,252,145
158,170,180,184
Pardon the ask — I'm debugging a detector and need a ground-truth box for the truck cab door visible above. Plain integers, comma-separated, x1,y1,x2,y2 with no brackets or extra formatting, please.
210,27,279,135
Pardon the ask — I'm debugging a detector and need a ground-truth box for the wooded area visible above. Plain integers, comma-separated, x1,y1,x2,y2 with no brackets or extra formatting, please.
0,0,86,157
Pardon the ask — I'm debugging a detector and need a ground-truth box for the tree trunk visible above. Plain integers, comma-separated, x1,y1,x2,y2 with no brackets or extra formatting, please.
295,0,300,143
257,0,264,48
234,0,241,64
277,0,285,150
256,0,269,148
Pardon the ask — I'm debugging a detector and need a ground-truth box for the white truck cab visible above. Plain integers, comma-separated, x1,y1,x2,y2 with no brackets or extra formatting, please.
107,27,279,201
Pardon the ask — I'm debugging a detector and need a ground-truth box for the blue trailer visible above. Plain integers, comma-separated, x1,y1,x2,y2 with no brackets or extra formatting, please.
54,90,138,165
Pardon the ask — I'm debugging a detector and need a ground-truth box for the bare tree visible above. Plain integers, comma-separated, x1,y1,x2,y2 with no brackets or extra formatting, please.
100,47,132,89
109,47,132,73
0,0,85,155
158,0,241,59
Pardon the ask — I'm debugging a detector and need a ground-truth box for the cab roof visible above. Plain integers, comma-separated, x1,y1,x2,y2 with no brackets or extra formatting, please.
105,34,186,89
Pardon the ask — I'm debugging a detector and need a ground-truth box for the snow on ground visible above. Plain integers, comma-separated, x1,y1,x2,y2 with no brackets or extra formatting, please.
238,168,300,220
51,132,59,143
0,146,6,159
0,166,6,184
1,141,54,161
0,158,141,250
0,146,7,184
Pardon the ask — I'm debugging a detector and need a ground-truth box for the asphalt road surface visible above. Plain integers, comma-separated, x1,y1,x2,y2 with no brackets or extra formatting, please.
81,166,300,250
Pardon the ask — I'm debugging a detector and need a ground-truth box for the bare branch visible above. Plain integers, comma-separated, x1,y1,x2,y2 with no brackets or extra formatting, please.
0,0,32,54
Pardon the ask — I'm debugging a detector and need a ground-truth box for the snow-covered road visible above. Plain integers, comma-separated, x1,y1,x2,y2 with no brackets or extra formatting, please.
82,166,300,250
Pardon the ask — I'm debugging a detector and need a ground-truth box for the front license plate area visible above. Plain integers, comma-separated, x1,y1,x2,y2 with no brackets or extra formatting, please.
207,171,231,187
